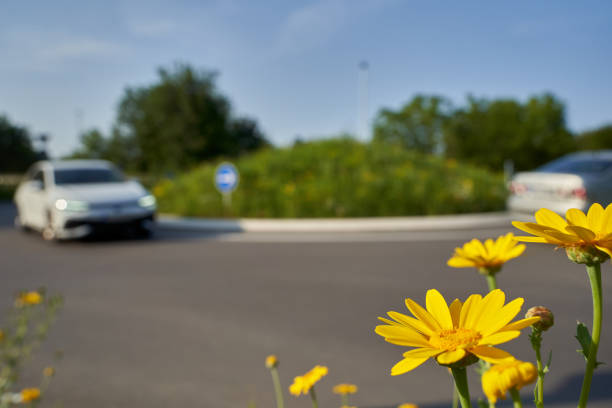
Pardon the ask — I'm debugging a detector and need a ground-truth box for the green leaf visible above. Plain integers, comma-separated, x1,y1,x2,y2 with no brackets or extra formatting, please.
544,350,552,373
576,321,592,361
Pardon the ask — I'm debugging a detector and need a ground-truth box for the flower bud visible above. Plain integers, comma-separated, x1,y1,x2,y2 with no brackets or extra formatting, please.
566,246,609,265
43,367,55,377
265,355,278,369
526,306,554,331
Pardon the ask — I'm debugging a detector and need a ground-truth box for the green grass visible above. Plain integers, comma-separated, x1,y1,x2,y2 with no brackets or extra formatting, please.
154,138,507,218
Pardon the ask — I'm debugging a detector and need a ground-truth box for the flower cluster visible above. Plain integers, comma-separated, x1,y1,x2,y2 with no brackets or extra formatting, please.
482,359,537,403
289,365,328,396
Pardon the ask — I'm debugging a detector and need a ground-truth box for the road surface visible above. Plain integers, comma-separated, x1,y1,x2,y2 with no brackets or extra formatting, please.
0,203,610,408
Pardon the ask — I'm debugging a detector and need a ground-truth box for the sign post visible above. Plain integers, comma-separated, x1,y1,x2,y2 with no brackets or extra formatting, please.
214,162,239,214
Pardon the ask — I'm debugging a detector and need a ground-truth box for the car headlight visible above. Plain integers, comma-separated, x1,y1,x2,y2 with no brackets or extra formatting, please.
138,194,156,208
55,199,89,212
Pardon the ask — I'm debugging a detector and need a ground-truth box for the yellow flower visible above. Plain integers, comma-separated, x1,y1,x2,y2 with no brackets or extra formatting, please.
333,383,358,395
375,289,539,375
447,233,525,274
482,359,537,403
398,404,419,408
43,366,55,377
15,291,42,307
512,204,612,263
289,365,328,396
265,354,278,369
20,388,41,402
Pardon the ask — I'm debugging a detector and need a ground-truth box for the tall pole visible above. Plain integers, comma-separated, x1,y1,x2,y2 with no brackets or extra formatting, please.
357,60,369,141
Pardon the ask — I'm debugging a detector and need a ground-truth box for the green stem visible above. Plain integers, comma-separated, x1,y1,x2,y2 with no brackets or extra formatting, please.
309,387,318,408
533,334,544,408
577,263,603,408
341,394,349,406
451,367,472,408
485,274,498,291
270,367,285,408
509,388,522,408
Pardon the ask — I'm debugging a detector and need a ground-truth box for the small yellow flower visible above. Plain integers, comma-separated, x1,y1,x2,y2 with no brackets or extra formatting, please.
289,365,328,396
512,204,612,264
15,291,42,307
375,289,539,375
482,359,537,403
43,366,55,377
398,404,418,408
447,233,525,274
265,355,278,369
341,406,357,408
20,388,41,402
333,383,358,395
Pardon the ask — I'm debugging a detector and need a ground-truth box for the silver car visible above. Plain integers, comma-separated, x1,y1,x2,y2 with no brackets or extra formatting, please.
507,151,612,214
14,160,156,240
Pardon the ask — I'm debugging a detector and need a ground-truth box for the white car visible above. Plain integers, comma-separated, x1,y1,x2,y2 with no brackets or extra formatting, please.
507,151,612,214
14,160,156,240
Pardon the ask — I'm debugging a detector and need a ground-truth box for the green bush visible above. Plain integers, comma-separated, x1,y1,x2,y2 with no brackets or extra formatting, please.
154,138,507,218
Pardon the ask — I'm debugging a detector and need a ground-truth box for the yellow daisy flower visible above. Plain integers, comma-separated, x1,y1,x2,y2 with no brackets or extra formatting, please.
289,365,328,396
375,289,539,375
265,354,278,369
397,404,418,408
447,233,525,274
15,291,43,308
20,388,41,402
482,359,537,403
333,383,358,395
512,204,612,263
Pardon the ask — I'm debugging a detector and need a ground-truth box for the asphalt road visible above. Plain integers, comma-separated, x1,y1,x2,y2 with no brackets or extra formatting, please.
1,202,611,408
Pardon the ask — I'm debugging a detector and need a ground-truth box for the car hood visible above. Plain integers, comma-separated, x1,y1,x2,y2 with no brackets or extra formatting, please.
52,181,147,203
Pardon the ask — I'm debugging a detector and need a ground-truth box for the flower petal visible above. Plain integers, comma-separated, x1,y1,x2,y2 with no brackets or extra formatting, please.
449,299,462,328
499,317,540,332
405,297,442,332
436,349,467,365
470,346,515,364
402,347,443,358
566,208,588,227
474,290,506,332
426,289,453,330
480,297,524,336
447,256,476,268
595,245,612,258
375,325,430,347
587,203,605,232
480,330,521,345
387,311,433,335
565,225,596,242
459,294,482,329
511,222,564,244
390,356,431,376
600,204,612,235
536,208,568,230
514,236,548,243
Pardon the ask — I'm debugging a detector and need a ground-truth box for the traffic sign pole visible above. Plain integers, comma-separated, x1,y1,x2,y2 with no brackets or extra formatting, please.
214,163,239,216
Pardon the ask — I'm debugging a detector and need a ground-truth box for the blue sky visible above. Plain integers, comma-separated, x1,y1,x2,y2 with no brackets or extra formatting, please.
1,0,611,157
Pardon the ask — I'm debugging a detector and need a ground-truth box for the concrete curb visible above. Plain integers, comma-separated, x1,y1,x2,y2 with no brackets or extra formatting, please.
158,212,525,233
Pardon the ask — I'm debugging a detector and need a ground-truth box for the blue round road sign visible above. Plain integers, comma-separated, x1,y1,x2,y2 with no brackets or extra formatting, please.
215,162,239,193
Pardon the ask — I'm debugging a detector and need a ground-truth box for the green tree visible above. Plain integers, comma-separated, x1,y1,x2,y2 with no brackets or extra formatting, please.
373,95,451,154
444,94,575,171
114,63,267,174
69,129,108,159
0,115,38,172
576,124,612,150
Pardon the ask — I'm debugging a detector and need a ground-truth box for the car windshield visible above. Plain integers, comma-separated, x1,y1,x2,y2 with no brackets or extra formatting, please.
54,168,125,185
537,158,612,174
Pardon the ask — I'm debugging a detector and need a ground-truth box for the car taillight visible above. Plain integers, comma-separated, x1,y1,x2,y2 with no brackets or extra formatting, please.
572,187,587,200
509,181,526,195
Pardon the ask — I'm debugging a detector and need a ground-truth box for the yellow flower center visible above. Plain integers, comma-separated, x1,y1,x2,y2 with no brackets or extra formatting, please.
429,328,482,351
